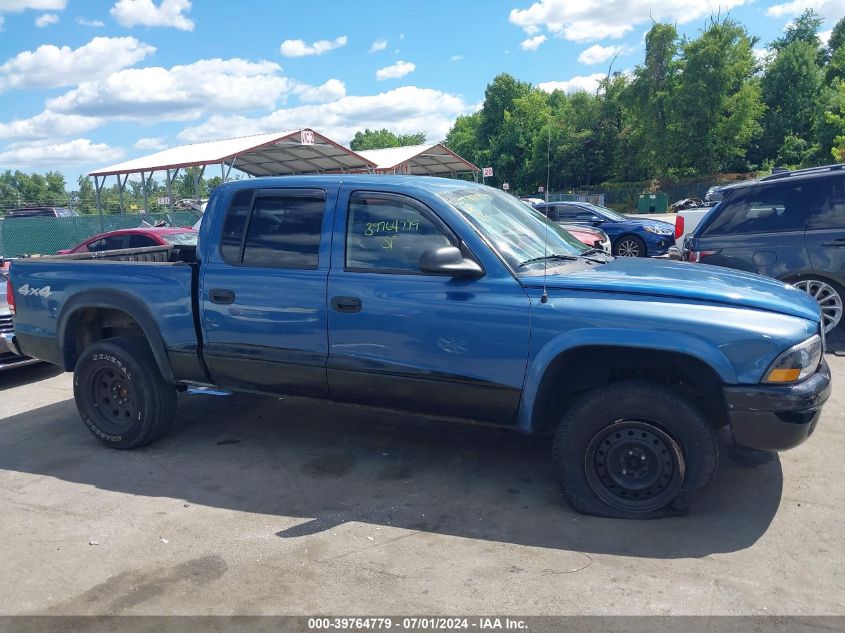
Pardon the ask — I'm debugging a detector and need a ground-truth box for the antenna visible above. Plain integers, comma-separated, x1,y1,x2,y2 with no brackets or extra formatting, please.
541,124,551,304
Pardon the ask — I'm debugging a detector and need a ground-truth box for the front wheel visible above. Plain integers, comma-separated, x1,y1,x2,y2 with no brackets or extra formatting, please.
791,278,843,334
614,235,646,257
552,382,718,518
73,335,177,449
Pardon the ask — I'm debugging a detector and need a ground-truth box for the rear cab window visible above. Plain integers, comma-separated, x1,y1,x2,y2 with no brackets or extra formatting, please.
219,188,326,269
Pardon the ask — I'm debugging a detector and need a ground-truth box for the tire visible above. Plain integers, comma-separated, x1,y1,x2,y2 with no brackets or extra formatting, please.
790,277,844,334
73,335,177,449
552,381,718,519
614,235,646,257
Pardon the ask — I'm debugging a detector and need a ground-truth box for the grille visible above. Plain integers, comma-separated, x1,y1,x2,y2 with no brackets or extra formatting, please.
0,314,13,334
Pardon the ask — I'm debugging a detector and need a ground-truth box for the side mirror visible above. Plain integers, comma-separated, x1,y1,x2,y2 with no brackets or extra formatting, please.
419,246,483,278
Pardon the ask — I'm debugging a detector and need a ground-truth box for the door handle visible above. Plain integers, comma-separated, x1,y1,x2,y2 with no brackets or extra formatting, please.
331,296,362,313
209,288,235,304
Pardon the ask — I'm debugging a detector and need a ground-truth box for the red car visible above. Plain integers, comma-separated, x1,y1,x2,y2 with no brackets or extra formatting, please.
560,223,611,253
58,227,198,254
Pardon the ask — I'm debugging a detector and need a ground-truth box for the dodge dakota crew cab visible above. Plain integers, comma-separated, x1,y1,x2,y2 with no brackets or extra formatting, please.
7,176,832,518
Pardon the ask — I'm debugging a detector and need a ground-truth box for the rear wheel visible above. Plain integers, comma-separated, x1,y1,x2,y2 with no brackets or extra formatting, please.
791,278,843,333
553,381,718,518
73,335,177,449
614,235,646,257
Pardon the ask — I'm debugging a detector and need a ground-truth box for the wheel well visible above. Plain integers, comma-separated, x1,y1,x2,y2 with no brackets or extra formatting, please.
62,307,146,371
532,346,726,433
781,273,845,292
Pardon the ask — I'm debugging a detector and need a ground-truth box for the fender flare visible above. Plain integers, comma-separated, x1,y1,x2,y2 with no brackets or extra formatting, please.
516,328,736,432
57,289,176,385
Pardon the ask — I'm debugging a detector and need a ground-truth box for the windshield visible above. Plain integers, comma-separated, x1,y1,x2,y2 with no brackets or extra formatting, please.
163,232,198,246
440,188,589,271
582,203,628,221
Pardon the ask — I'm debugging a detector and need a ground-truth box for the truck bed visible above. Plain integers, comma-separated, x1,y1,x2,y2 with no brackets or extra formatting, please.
9,245,202,383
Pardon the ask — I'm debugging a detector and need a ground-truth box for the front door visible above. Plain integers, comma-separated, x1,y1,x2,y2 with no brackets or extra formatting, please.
804,174,845,332
326,187,531,424
199,186,335,397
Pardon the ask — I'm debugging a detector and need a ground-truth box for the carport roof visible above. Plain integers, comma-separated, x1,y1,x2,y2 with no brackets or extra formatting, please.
357,143,479,175
89,129,376,178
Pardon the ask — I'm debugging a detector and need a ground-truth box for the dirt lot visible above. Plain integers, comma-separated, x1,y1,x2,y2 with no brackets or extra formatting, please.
0,340,843,616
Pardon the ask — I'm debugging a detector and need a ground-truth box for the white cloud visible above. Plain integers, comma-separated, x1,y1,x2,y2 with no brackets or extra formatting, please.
110,0,194,31
34,11,57,25
0,16,4,29
520,35,547,50
375,60,415,80
767,0,845,19
578,43,628,64
369,38,388,53
510,0,750,42
450,54,463,61
0,110,101,140
280,35,347,57
133,136,167,150
539,73,605,93
77,17,105,26
0,36,155,92
0,138,123,167
753,47,770,66
0,0,65,11
820,29,833,45
48,58,292,121
295,78,346,103
177,86,472,146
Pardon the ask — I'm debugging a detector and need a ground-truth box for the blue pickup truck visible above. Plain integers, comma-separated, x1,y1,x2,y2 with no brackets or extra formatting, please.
7,176,832,518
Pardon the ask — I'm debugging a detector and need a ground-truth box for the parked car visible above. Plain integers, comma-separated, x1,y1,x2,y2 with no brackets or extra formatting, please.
535,201,675,257
57,227,198,254
559,224,611,253
685,164,845,333
3,207,79,219
9,176,831,518
0,266,39,371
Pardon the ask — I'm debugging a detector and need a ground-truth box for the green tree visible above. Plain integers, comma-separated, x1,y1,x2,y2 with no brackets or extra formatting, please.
75,176,97,214
772,9,824,52
629,23,680,178
349,129,426,151
761,39,823,164
826,17,845,83
823,80,845,161
673,18,763,174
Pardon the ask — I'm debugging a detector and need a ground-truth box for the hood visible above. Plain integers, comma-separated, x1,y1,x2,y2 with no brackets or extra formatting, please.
616,217,674,230
525,257,821,322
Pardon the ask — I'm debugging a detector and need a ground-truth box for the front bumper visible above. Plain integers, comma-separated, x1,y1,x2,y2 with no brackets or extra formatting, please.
643,233,673,256
724,360,831,451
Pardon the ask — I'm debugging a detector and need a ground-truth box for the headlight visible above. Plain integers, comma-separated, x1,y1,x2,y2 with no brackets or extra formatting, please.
763,335,822,383
644,226,672,235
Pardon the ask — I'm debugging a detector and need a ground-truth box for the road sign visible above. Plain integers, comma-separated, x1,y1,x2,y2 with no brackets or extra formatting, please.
538,186,544,193
301,130,315,145
156,197,169,205
502,183,510,190
482,167,493,178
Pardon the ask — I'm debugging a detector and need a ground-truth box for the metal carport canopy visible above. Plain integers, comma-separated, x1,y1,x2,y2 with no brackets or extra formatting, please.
356,143,480,175
89,129,377,178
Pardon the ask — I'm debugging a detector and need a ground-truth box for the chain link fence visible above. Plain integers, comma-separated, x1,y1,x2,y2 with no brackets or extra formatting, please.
0,211,199,258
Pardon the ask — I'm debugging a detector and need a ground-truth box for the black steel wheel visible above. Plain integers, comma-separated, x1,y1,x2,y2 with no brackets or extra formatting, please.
89,366,139,436
74,335,177,449
584,420,685,513
552,381,718,518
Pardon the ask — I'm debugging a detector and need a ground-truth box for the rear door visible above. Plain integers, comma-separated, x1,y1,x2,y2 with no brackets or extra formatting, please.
199,186,335,397
805,175,845,283
693,181,815,278
325,187,531,424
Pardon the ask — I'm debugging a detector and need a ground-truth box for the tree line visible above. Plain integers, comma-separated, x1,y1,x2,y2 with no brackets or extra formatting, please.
444,10,845,194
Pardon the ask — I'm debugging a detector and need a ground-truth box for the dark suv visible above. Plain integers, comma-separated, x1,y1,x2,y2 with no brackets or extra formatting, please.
685,164,845,333
3,207,78,219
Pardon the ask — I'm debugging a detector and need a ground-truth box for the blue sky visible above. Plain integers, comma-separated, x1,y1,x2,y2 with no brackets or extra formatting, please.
0,0,843,186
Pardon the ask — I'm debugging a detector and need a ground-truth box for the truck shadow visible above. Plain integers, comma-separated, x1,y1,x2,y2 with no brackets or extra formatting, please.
0,392,783,559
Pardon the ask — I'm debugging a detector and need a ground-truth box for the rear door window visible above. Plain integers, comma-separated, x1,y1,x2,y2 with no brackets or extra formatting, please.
219,189,326,269
128,234,159,248
807,176,845,230
700,180,822,236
